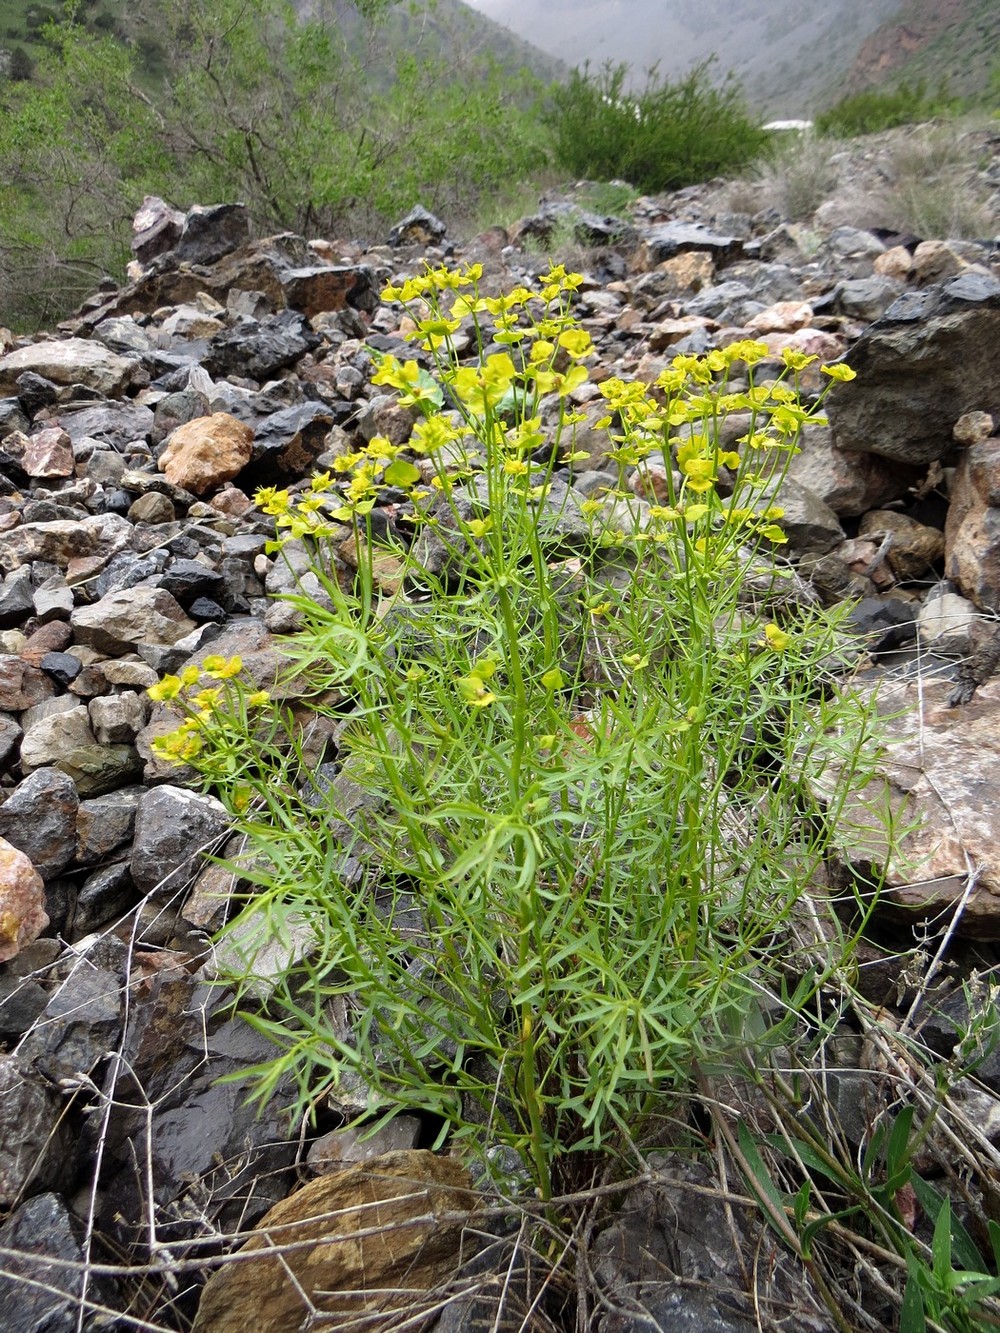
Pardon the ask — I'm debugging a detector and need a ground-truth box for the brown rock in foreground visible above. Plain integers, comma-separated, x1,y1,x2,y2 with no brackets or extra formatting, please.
191,1149,477,1333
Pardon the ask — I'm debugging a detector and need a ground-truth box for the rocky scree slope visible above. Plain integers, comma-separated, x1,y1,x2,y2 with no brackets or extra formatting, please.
0,134,998,1329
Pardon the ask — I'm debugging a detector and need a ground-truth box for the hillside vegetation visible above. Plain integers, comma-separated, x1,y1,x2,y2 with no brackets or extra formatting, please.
0,0,767,330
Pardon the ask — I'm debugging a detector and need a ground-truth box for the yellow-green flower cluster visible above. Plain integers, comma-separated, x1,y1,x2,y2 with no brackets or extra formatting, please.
147,655,270,765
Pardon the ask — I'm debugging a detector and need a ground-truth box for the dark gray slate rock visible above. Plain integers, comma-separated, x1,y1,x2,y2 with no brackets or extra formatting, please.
0,1056,71,1206
389,204,447,247
641,221,743,266
591,1158,832,1332
72,862,137,937
95,975,298,1242
172,202,250,267
17,963,122,1086
242,399,336,485
52,398,155,449
0,1190,116,1332
75,787,143,865
130,784,231,898
828,279,1000,464
204,310,320,381
0,768,79,880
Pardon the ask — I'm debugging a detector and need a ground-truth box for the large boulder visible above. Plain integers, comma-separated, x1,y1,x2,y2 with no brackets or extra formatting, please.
827,272,1000,464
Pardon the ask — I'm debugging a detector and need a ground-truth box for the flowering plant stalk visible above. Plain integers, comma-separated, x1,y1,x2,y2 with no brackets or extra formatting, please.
150,262,885,1200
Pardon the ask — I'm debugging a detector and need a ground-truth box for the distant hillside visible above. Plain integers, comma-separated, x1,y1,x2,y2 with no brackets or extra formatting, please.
838,0,1000,104
464,0,999,115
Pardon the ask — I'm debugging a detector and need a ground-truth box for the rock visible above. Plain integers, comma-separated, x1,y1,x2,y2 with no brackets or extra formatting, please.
638,221,743,268
918,586,978,657
0,1059,71,1206
760,476,845,555
158,412,254,495
132,194,185,264
832,677,1000,936
0,512,133,573
282,265,377,318
172,202,250,267
18,960,122,1086
827,276,1000,464
0,338,137,398
745,299,813,334
0,769,79,880
0,837,48,963
0,566,36,627
33,576,75,624
243,400,337,486
128,490,176,524
389,205,447,247
858,509,945,580
0,1191,116,1332
20,427,75,479
71,586,197,656
786,424,914,517
88,689,150,744
954,410,994,446
835,274,903,322
945,437,1000,610
130,785,231,898
75,786,143,864
204,310,320,381
307,1117,422,1173
0,655,56,709
591,1156,824,1333
191,1151,476,1333
72,861,137,936
20,703,141,796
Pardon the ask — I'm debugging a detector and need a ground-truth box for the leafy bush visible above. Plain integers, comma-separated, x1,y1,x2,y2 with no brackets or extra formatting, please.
150,265,890,1198
0,1,549,328
543,60,768,194
816,79,959,138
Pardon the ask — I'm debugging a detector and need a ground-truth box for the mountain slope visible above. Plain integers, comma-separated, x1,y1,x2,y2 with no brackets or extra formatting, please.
464,0,998,114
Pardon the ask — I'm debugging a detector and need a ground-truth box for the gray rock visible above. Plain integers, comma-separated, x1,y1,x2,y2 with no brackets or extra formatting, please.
130,784,231,898
87,689,150,744
827,280,1000,464
640,221,743,267
172,202,250,266
243,399,337,487
93,314,154,356
0,768,79,880
72,862,137,936
204,310,319,382
17,963,122,1086
0,566,35,627
0,512,133,574
20,704,142,796
75,786,143,865
32,576,75,623
0,1056,71,1206
131,194,185,264
0,1192,115,1333
0,339,138,398
55,397,155,448
71,585,196,656
835,275,903,322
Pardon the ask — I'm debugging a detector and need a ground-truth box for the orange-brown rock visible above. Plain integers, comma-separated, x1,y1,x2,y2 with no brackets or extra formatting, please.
191,1150,477,1333
0,837,48,963
157,413,253,495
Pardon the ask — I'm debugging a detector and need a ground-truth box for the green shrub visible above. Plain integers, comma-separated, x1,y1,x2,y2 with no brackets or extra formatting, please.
816,79,959,138
543,60,768,193
150,265,891,1198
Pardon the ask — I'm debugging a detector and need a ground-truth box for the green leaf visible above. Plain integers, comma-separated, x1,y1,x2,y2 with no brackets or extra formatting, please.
384,459,422,487
911,1175,985,1275
899,1268,926,1333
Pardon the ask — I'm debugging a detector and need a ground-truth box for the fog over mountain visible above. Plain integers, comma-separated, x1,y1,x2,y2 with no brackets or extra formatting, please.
461,0,937,115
